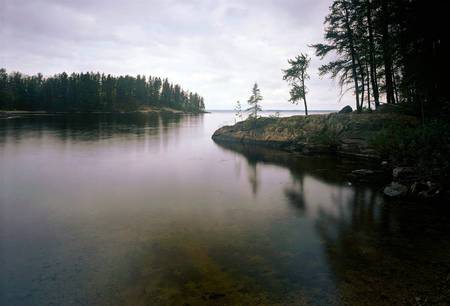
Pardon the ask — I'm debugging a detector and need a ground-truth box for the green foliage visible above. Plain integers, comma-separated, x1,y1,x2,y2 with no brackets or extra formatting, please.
234,100,243,121
0,69,205,113
283,53,310,115
313,0,450,114
246,83,263,119
371,120,450,171
269,112,280,119
310,128,339,148
242,117,277,130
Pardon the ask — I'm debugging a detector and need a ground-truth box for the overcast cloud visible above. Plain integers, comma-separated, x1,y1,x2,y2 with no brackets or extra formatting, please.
1,0,351,110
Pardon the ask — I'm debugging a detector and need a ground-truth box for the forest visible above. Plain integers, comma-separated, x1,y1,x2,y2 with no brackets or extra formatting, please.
220,0,450,195
311,0,448,117
0,69,205,113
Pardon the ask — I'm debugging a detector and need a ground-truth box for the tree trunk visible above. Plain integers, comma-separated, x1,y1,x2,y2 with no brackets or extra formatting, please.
381,0,396,104
343,1,360,111
301,73,308,116
303,97,308,116
359,60,365,110
366,0,380,108
366,62,371,110
393,72,399,103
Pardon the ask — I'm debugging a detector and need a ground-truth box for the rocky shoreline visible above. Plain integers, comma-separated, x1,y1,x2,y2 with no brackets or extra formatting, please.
212,110,447,200
212,111,418,159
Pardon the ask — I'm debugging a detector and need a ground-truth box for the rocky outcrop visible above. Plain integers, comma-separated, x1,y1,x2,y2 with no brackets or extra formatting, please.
212,112,419,160
212,113,449,200
338,105,353,114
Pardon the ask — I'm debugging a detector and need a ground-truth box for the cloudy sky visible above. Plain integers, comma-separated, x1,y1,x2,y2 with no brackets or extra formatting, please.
1,0,350,110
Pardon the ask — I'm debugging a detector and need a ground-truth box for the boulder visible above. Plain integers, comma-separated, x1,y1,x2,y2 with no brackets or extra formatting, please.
338,105,353,114
393,167,418,183
384,182,408,198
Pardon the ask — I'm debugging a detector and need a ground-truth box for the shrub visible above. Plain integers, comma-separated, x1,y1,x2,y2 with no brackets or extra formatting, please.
371,120,450,174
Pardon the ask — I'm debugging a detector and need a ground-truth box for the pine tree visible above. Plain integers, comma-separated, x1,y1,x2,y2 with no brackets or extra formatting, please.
246,83,263,119
0,69,205,113
234,100,243,122
283,53,310,115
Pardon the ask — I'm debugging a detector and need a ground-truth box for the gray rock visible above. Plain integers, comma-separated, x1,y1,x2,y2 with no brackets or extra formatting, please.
338,105,353,114
212,112,419,161
384,182,408,198
351,169,375,176
393,167,417,182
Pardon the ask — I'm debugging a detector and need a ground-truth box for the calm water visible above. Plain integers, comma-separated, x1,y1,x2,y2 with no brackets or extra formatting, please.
1,112,450,306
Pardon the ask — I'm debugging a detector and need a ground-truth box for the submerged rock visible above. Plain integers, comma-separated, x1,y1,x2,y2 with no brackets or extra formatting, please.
351,169,375,176
349,168,389,183
349,169,375,183
384,182,408,198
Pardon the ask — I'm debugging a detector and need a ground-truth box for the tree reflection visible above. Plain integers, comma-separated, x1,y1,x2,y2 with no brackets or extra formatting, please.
315,187,450,305
0,113,199,144
214,140,369,187
284,175,306,215
247,161,259,196
214,140,450,305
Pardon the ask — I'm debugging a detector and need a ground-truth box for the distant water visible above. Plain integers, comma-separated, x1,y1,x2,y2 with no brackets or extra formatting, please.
207,109,336,114
1,111,449,305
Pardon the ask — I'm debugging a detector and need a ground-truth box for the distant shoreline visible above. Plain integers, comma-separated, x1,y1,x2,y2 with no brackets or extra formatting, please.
206,109,337,113
0,108,208,118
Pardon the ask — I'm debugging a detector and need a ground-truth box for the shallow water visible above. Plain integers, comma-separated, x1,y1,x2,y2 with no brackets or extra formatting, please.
1,112,450,305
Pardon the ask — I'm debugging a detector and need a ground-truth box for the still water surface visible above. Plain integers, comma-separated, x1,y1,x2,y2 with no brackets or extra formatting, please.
1,112,450,305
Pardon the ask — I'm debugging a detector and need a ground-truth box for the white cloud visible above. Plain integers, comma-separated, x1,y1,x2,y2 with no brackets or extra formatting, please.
0,0,353,110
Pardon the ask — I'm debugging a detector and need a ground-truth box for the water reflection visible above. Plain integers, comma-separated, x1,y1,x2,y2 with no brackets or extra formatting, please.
1,113,450,306
216,140,450,305
0,113,201,143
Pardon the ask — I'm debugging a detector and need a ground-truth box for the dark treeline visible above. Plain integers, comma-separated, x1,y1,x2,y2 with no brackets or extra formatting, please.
0,69,205,113
313,0,449,115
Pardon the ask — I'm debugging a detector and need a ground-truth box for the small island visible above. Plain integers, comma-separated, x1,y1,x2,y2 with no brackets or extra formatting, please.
0,69,206,115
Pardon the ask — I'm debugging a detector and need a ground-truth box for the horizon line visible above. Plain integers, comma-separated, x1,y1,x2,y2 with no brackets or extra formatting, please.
206,109,339,112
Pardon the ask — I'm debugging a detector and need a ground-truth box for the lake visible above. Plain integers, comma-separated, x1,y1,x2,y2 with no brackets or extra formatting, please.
1,112,450,305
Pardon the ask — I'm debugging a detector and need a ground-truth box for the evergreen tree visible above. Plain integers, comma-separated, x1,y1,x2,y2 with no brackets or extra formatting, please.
312,0,364,111
313,0,449,115
0,69,205,113
246,83,263,119
234,100,243,122
283,53,310,115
